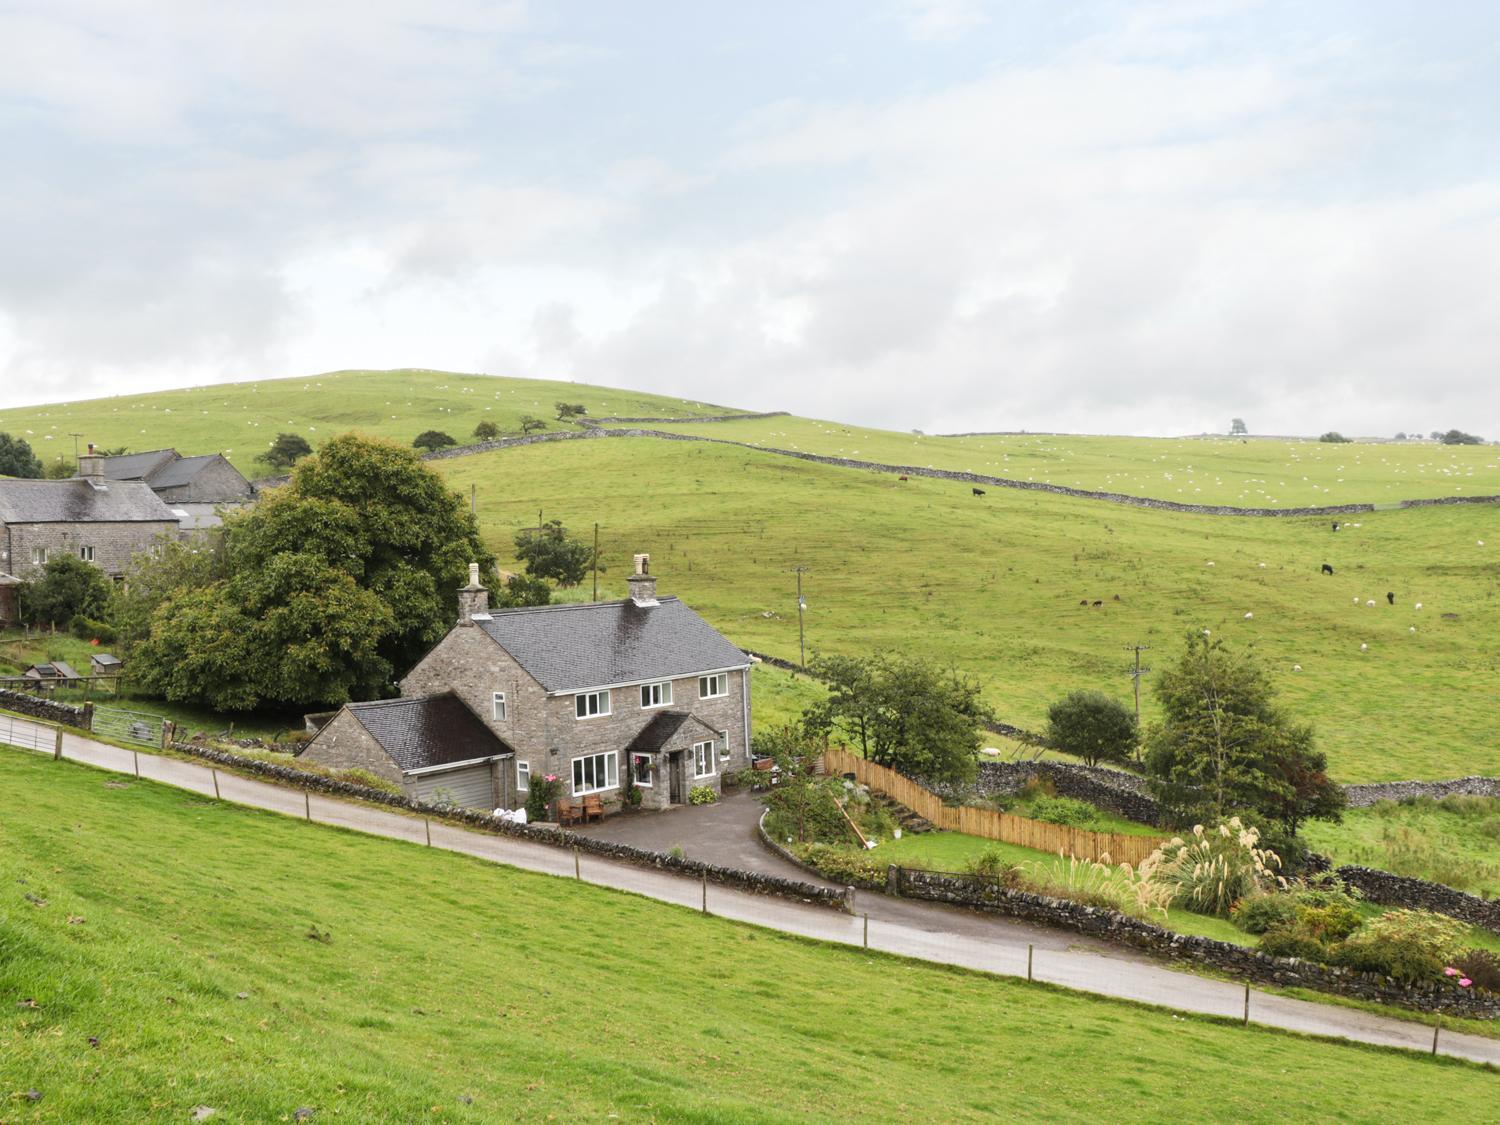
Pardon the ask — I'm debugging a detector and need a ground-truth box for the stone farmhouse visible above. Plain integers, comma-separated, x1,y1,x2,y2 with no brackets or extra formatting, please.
0,448,178,588
86,447,256,531
298,555,753,814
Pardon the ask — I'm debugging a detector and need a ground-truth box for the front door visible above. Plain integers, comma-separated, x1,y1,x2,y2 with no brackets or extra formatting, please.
668,751,684,804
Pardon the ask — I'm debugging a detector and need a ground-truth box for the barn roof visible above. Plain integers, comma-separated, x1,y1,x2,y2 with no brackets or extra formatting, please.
146,453,227,489
0,478,177,524
97,449,179,481
342,692,513,773
475,596,749,694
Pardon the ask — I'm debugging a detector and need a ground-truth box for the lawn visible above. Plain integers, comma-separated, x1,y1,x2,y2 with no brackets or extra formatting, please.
435,436,1500,783
1304,798,1500,899
0,368,737,474
649,416,1500,508
2,750,1496,1121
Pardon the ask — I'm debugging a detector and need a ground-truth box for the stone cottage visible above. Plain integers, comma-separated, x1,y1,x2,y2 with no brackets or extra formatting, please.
0,448,178,581
89,447,256,531
298,554,753,814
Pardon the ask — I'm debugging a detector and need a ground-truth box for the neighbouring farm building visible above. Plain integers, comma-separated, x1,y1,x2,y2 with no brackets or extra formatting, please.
298,554,753,813
85,447,256,531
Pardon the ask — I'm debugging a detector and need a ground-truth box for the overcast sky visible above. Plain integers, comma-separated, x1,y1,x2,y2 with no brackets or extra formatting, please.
2,1,1497,436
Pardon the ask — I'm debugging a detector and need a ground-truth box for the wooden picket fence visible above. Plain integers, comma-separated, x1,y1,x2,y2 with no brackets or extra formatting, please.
821,747,1167,867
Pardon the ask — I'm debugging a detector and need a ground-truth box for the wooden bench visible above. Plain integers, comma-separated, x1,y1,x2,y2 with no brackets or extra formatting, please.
583,794,605,823
556,798,584,827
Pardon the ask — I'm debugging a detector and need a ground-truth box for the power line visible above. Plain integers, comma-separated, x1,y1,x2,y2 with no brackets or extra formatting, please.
1124,643,1152,725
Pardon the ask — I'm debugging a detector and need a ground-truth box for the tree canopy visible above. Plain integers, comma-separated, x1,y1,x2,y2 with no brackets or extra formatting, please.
132,433,496,710
802,652,991,785
412,430,457,452
1144,632,1343,836
472,420,501,441
513,519,596,588
1045,690,1138,767
555,402,587,420
0,432,43,478
260,432,313,470
1440,429,1484,445
519,415,547,435
20,556,113,627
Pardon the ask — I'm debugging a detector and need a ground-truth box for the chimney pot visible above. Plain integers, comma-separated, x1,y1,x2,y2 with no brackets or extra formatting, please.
457,561,489,624
627,551,658,607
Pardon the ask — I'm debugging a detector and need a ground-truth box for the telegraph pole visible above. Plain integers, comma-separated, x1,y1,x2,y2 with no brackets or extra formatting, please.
69,432,83,471
1124,643,1152,724
791,566,810,669
592,522,600,603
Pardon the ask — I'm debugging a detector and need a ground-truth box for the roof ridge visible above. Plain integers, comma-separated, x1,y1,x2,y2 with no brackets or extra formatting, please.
483,594,682,619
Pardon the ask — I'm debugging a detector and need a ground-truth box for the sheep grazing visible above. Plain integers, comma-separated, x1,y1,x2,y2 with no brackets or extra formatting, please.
1258,562,1267,568
1353,596,1361,604
1292,664,1302,672
1366,599,1376,607
1092,600,1102,607
1415,602,1423,610
1479,540,1486,547
1244,612,1253,619
1321,563,1335,575
1205,561,1215,567
1410,626,1417,633
1079,599,1089,606
1360,643,1368,651
898,475,908,481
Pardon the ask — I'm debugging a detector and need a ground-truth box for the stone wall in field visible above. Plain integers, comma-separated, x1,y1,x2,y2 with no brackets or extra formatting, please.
171,741,851,912
0,688,90,729
1327,865,1500,934
1343,776,1500,807
963,760,1170,828
891,866,1500,1018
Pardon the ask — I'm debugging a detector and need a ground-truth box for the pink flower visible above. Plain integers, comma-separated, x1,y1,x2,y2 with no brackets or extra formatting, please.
1444,967,1460,976
544,774,558,782
1460,978,1473,988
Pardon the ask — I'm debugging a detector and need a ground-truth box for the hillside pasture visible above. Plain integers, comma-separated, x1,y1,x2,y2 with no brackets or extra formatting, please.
0,369,735,472
436,437,1500,783
4,751,1496,1122
648,416,1500,508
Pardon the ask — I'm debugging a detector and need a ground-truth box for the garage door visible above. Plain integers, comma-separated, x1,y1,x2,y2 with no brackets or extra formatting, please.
409,763,496,810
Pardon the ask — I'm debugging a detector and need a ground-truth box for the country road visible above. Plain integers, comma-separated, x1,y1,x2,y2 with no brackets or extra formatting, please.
5,716,1497,1069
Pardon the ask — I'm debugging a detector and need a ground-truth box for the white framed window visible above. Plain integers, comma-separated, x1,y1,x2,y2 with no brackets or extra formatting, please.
572,751,618,795
693,740,716,778
640,681,673,709
574,690,611,719
30,547,47,565
492,691,507,721
698,673,728,699
719,730,731,762
516,760,530,791
78,546,95,562
631,753,653,787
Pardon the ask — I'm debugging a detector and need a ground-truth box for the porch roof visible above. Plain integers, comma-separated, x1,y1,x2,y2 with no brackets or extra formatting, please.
624,711,720,754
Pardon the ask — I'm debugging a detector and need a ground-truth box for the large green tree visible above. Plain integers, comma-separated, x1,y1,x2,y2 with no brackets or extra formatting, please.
131,434,496,710
259,432,313,470
20,556,113,627
0,433,43,478
1144,632,1343,835
513,519,596,588
1045,690,1138,767
803,652,991,785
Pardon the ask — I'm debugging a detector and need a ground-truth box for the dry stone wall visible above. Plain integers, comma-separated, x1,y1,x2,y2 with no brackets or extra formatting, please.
0,688,90,728
1344,776,1500,807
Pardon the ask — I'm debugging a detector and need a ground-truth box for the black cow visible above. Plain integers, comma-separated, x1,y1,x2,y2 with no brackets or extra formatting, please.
1332,521,1340,531
1092,600,1102,607
972,487,986,497
1321,563,1335,575
1387,591,1395,605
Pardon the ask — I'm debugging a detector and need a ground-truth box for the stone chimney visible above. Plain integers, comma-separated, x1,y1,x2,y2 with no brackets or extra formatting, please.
78,443,105,487
627,552,658,607
457,562,490,625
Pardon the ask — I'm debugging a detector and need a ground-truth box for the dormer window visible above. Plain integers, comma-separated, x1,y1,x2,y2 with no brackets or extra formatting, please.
640,681,672,709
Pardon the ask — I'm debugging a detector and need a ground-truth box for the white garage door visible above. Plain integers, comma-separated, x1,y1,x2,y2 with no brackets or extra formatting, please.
410,763,495,810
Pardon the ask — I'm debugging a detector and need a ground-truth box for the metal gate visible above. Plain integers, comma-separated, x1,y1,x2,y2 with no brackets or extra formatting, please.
92,706,167,746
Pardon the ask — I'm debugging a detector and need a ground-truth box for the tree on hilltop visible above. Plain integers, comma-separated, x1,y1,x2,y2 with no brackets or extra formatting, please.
1440,429,1484,445
555,402,588,421
473,420,501,441
1229,418,1248,436
412,430,457,452
519,415,548,435
260,432,312,470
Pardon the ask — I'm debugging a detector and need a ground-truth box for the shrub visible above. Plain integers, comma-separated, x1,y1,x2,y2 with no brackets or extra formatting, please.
1358,909,1468,964
1019,774,1057,800
1293,871,1362,909
1294,902,1363,944
796,844,884,886
963,847,1028,888
524,774,562,823
1024,795,1107,831
472,420,501,441
1148,819,1286,917
1453,949,1500,994
860,802,897,839
71,616,116,643
1232,893,1299,934
1258,929,1329,962
688,786,718,806
1329,937,1442,983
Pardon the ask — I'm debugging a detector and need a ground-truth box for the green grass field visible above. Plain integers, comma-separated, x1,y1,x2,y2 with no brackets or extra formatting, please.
436,436,1500,783
1304,798,1500,898
4,751,1496,1121
0,369,735,473
650,416,1500,507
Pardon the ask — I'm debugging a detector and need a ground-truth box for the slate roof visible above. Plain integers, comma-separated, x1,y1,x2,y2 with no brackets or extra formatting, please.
625,711,720,754
476,596,750,694
146,453,225,489
0,478,177,524
343,692,513,773
98,449,178,481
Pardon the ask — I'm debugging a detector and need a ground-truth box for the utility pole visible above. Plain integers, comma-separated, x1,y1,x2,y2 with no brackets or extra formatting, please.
69,432,83,471
1124,643,1152,725
791,566,810,669
592,522,600,603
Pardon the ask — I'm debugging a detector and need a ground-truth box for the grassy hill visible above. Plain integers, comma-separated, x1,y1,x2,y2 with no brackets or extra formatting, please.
436,437,1500,783
648,416,1500,508
3,750,1494,1122
0,369,737,473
